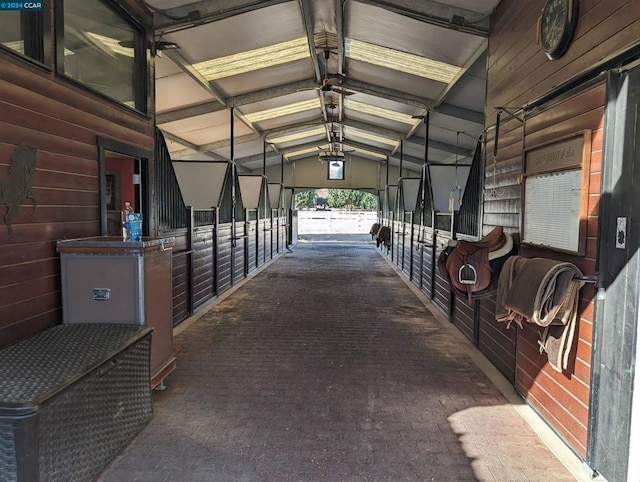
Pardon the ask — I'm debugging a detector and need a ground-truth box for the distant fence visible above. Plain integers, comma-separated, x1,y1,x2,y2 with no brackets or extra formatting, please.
297,210,378,234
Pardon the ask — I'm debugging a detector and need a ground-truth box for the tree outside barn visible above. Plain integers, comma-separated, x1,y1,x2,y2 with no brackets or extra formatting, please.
295,189,377,210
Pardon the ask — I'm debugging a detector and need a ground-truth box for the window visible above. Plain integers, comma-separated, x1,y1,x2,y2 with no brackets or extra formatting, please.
57,0,146,111
0,2,48,64
328,160,345,180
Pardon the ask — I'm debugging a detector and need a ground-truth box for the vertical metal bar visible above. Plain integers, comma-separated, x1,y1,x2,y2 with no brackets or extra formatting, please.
213,209,218,295
493,108,501,158
281,154,284,184
230,108,236,285
188,207,194,315
385,156,389,185
399,140,403,178
263,139,267,176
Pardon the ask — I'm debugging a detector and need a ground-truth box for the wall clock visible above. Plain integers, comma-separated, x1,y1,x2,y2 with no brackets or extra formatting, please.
539,0,579,60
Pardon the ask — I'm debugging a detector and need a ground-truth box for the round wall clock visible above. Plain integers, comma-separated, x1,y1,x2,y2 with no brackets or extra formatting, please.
539,0,579,60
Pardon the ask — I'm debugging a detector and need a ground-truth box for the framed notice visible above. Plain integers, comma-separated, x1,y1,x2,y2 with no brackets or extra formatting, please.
105,172,120,211
522,131,591,255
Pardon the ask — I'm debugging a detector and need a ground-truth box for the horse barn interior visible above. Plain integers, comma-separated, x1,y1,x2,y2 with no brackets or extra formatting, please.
1,0,640,480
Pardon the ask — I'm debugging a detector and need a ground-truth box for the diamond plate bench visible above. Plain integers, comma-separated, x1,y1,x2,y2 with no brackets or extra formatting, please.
0,324,153,481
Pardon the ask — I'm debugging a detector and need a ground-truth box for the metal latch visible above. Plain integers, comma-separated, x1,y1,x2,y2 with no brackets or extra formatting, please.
93,288,111,301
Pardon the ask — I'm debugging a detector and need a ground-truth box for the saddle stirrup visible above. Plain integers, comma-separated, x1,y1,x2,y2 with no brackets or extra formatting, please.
458,264,477,285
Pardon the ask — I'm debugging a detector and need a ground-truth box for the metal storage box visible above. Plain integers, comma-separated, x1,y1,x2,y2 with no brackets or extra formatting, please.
0,324,153,482
57,236,175,388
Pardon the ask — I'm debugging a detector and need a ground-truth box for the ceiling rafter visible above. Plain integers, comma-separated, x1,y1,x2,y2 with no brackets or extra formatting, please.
148,0,495,178
162,50,265,140
194,133,261,153
279,138,391,158
154,0,292,34
354,0,491,37
156,100,226,125
402,136,474,156
236,151,283,166
163,49,227,106
341,80,431,109
433,40,488,108
234,79,319,107
434,103,484,125
298,0,322,84
162,131,230,161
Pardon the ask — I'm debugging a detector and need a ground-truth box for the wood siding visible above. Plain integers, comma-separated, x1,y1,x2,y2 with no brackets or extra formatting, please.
257,219,266,267
432,232,453,318
233,223,246,285
485,0,619,457
0,45,154,347
512,85,604,457
170,232,190,325
452,294,475,344
192,226,215,310
217,224,233,295
420,228,435,300
401,221,412,277
478,296,517,384
247,221,258,273
411,230,422,289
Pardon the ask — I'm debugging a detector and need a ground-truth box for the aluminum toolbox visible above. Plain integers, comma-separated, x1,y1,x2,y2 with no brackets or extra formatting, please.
57,236,176,388
0,324,153,482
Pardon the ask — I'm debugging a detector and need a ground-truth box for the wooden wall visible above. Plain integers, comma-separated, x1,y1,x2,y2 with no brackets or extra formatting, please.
0,33,154,347
483,0,635,457
512,84,603,457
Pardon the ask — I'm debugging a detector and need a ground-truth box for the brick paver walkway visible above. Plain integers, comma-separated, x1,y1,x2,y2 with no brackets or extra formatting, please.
100,243,576,481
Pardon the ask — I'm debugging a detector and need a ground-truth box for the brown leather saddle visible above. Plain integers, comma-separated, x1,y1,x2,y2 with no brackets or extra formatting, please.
438,226,516,303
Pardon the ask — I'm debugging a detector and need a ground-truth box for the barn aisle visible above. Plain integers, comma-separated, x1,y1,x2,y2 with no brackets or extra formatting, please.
100,243,576,481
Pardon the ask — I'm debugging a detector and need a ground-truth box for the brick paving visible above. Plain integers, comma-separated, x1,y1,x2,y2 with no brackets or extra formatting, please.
100,243,576,481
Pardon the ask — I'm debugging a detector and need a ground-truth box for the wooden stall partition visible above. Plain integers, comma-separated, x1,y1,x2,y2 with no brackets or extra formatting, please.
420,226,436,300
452,295,477,345
270,210,278,258
0,31,154,347
411,226,423,290
257,218,266,267
267,183,282,258
189,210,216,312
246,212,258,274
233,221,247,285
170,234,191,325
478,295,517,384
283,213,289,252
240,175,267,273
155,130,191,326
260,179,271,265
215,223,232,294
432,216,454,318
401,216,411,276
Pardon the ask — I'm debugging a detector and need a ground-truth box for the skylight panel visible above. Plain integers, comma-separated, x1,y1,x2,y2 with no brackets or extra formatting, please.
345,128,400,148
284,146,320,159
346,99,419,126
244,99,321,123
268,126,327,144
193,37,310,80
346,38,461,84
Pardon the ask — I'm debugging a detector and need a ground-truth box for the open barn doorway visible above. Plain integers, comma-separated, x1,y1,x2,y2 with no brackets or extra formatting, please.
294,189,378,243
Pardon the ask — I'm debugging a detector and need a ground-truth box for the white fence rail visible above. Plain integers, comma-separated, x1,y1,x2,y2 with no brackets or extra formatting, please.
297,210,378,234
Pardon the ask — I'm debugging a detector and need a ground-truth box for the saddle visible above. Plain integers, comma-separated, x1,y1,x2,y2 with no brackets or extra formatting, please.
370,222,381,240
438,226,516,303
375,225,391,248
